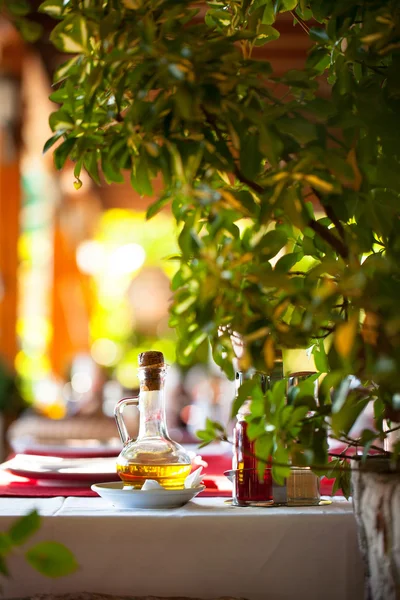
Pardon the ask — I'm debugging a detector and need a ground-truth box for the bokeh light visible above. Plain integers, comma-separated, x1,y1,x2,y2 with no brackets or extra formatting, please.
76,240,105,275
91,338,119,367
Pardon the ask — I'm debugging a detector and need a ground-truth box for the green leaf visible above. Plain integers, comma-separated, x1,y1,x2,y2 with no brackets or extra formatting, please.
309,27,331,45
303,98,335,120
272,444,291,485
259,127,283,167
8,0,30,16
261,3,275,24
43,132,64,154
100,152,124,184
279,0,297,11
197,417,227,445
50,15,88,53
25,542,78,578
255,434,273,480
8,511,41,546
84,152,101,185
239,134,263,180
255,24,280,46
0,555,9,577
256,229,288,259
197,429,215,445
231,190,258,215
39,0,65,18
271,378,288,407
17,19,43,42
312,339,329,373
146,196,171,220
0,533,12,555
276,117,318,144
183,329,208,357
339,467,351,499
173,293,196,315
247,417,268,441
49,109,74,133
332,390,370,436
206,417,226,434
285,405,309,429
53,56,79,84
231,379,257,418
274,252,301,273
53,138,76,170
130,154,153,196
281,187,306,228
332,475,340,496
306,48,330,73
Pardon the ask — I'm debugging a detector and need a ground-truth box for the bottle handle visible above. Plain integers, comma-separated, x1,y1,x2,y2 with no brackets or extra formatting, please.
114,397,139,445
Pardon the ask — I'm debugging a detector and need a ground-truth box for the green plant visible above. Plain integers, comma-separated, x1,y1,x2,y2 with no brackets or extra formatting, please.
17,0,400,486
0,0,42,41
0,510,78,580
0,361,26,418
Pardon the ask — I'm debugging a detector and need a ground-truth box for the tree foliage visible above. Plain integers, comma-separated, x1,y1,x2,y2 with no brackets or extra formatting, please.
37,0,400,480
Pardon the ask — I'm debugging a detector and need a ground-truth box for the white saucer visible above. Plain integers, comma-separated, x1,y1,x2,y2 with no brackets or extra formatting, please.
91,482,205,509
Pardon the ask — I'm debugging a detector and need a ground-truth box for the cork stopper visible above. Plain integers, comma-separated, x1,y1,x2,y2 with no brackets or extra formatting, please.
138,351,165,368
138,351,165,391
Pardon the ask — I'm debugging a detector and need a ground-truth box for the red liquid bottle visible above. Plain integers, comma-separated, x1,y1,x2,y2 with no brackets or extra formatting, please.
233,374,273,507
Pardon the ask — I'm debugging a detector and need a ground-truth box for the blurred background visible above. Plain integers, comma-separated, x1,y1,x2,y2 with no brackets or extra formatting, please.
0,8,311,459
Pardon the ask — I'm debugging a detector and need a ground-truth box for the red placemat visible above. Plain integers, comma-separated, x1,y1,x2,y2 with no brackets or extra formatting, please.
0,469,99,497
0,469,232,498
0,451,337,498
0,469,336,498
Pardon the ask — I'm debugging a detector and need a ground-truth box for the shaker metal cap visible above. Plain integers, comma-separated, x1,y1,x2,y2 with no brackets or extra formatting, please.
138,350,165,368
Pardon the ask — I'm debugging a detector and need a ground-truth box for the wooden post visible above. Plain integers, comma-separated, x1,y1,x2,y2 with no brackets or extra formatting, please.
0,25,23,369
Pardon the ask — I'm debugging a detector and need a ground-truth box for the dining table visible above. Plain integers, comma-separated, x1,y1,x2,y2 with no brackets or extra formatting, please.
0,495,365,600
0,445,365,600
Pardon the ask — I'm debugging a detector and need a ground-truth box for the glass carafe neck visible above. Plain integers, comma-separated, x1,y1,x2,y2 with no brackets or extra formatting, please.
138,367,169,439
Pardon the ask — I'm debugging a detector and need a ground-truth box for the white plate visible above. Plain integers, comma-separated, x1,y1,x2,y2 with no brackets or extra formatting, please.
3,454,119,484
91,482,205,509
10,439,122,458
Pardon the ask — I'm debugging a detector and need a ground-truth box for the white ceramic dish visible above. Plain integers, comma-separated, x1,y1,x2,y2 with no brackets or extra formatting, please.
91,482,205,509
4,454,119,484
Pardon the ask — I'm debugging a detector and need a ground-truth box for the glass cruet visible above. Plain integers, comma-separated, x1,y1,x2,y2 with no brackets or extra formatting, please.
114,350,191,489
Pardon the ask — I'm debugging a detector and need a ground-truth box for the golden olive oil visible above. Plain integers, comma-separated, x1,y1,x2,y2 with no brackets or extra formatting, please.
116,463,192,489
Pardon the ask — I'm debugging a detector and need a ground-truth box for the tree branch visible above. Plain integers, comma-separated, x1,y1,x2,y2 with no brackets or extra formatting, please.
201,106,265,195
203,108,350,261
290,10,310,35
331,434,389,456
312,187,346,241
324,205,346,240
308,219,349,259
385,424,400,435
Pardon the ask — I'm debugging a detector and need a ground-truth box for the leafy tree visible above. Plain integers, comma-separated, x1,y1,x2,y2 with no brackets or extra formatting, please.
25,0,400,481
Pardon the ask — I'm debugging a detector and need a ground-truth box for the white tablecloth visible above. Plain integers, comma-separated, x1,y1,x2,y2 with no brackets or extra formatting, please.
0,497,364,600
